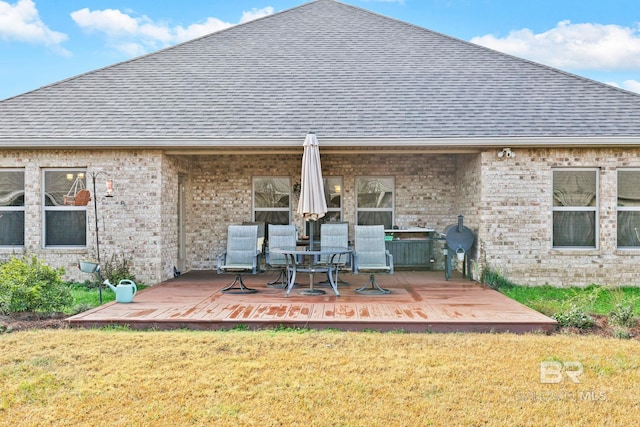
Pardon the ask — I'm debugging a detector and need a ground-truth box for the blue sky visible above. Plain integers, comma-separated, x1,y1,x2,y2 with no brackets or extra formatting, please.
1,0,639,100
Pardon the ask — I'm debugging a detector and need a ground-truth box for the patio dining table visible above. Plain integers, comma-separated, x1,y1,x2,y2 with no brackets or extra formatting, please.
270,246,352,297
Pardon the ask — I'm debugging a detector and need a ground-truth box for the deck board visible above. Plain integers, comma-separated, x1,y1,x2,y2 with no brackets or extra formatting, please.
67,271,557,333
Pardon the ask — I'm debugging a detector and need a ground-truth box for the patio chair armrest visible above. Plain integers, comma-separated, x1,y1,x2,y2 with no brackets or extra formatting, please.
386,250,394,274
252,250,261,273
216,251,227,274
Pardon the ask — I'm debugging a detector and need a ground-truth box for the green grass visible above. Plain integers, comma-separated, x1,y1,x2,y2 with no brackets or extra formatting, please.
500,285,640,317
67,281,114,309
66,281,148,315
482,268,640,331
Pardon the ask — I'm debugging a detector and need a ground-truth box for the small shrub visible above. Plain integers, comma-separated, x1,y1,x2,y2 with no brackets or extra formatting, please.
612,327,632,339
99,252,139,285
0,255,73,315
553,304,595,329
569,285,606,312
481,268,516,290
609,303,637,328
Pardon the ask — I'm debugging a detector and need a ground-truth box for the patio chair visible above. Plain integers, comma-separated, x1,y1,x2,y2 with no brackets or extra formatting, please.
318,222,351,285
216,225,261,293
352,225,393,294
265,224,297,288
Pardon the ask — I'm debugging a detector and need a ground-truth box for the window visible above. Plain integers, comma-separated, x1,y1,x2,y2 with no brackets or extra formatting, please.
617,170,640,248
356,176,394,228
43,169,88,247
305,176,344,238
253,177,291,231
552,169,598,248
0,169,25,246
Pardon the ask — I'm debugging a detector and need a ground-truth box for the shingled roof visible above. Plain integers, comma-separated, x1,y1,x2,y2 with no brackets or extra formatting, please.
1,0,640,147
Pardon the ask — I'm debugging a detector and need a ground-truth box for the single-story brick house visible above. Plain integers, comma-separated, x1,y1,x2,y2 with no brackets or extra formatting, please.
1,0,640,287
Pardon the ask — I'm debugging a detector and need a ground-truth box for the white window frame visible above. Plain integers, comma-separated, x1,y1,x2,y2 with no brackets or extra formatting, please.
551,168,599,249
355,176,395,228
325,176,343,221
0,168,25,247
304,176,344,238
42,168,89,248
252,176,291,225
617,168,640,249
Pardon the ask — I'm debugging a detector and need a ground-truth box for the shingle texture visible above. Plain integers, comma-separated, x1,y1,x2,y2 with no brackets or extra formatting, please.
1,0,640,141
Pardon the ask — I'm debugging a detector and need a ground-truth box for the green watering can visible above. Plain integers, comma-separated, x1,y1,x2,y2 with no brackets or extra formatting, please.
104,279,137,303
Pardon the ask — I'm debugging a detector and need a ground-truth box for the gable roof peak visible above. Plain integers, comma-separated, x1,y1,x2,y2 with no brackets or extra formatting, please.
1,0,640,142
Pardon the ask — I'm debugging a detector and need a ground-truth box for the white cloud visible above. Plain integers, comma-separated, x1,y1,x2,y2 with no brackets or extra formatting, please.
174,17,232,43
70,6,275,56
622,79,640,93
240,7,274,24
471,20,640,71
611,79,640,94
0,0,69,54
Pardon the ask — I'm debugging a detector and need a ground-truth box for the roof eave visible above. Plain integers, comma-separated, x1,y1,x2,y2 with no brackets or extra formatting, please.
2,136,640,151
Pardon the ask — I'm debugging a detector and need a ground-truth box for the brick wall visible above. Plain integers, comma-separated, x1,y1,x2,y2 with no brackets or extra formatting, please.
0,149,167,285
188,152,462,270
479,147,640,287
4,146,640,288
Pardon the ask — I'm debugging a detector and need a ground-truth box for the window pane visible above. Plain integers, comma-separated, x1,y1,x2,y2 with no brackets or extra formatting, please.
357,177,393,208
618,211,640,247
45,211,86,246
553,211,595,247
357,211,393,229
618,171,640,207
255,211,289,226
0,170,24,207
0,211,24,245
325,177,342,208
553,170,596,207
44,170,87,206
0,170,25,246
254,177,290,208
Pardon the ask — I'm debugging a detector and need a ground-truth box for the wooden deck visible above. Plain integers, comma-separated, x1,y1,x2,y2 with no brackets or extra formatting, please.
67,270,557,333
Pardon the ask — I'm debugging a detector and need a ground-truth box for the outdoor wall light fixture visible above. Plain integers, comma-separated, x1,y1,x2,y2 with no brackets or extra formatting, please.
106,180,114,197
497,147,514,158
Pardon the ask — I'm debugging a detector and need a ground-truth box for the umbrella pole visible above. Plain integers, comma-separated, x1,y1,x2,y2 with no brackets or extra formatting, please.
309,220,314,290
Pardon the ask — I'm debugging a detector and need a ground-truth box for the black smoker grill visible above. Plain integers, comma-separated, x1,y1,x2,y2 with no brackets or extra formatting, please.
443,215,475,280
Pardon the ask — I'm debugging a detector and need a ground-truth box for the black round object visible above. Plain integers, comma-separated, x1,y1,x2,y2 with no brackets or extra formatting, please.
444,224,475,251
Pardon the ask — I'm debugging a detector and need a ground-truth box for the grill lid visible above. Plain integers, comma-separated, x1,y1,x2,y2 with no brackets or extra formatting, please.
445,215,475,251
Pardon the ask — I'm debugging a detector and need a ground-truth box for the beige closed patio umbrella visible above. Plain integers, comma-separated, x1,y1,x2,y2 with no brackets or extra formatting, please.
296,132,328,295
297,132,328,229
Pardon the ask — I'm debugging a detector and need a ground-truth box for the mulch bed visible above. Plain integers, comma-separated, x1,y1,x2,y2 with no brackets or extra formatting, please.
0,313,70,333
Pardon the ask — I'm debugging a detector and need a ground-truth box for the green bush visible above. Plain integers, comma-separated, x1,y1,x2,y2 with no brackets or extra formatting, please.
0,255,73,315
609,303,637,328
553,304,595,329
